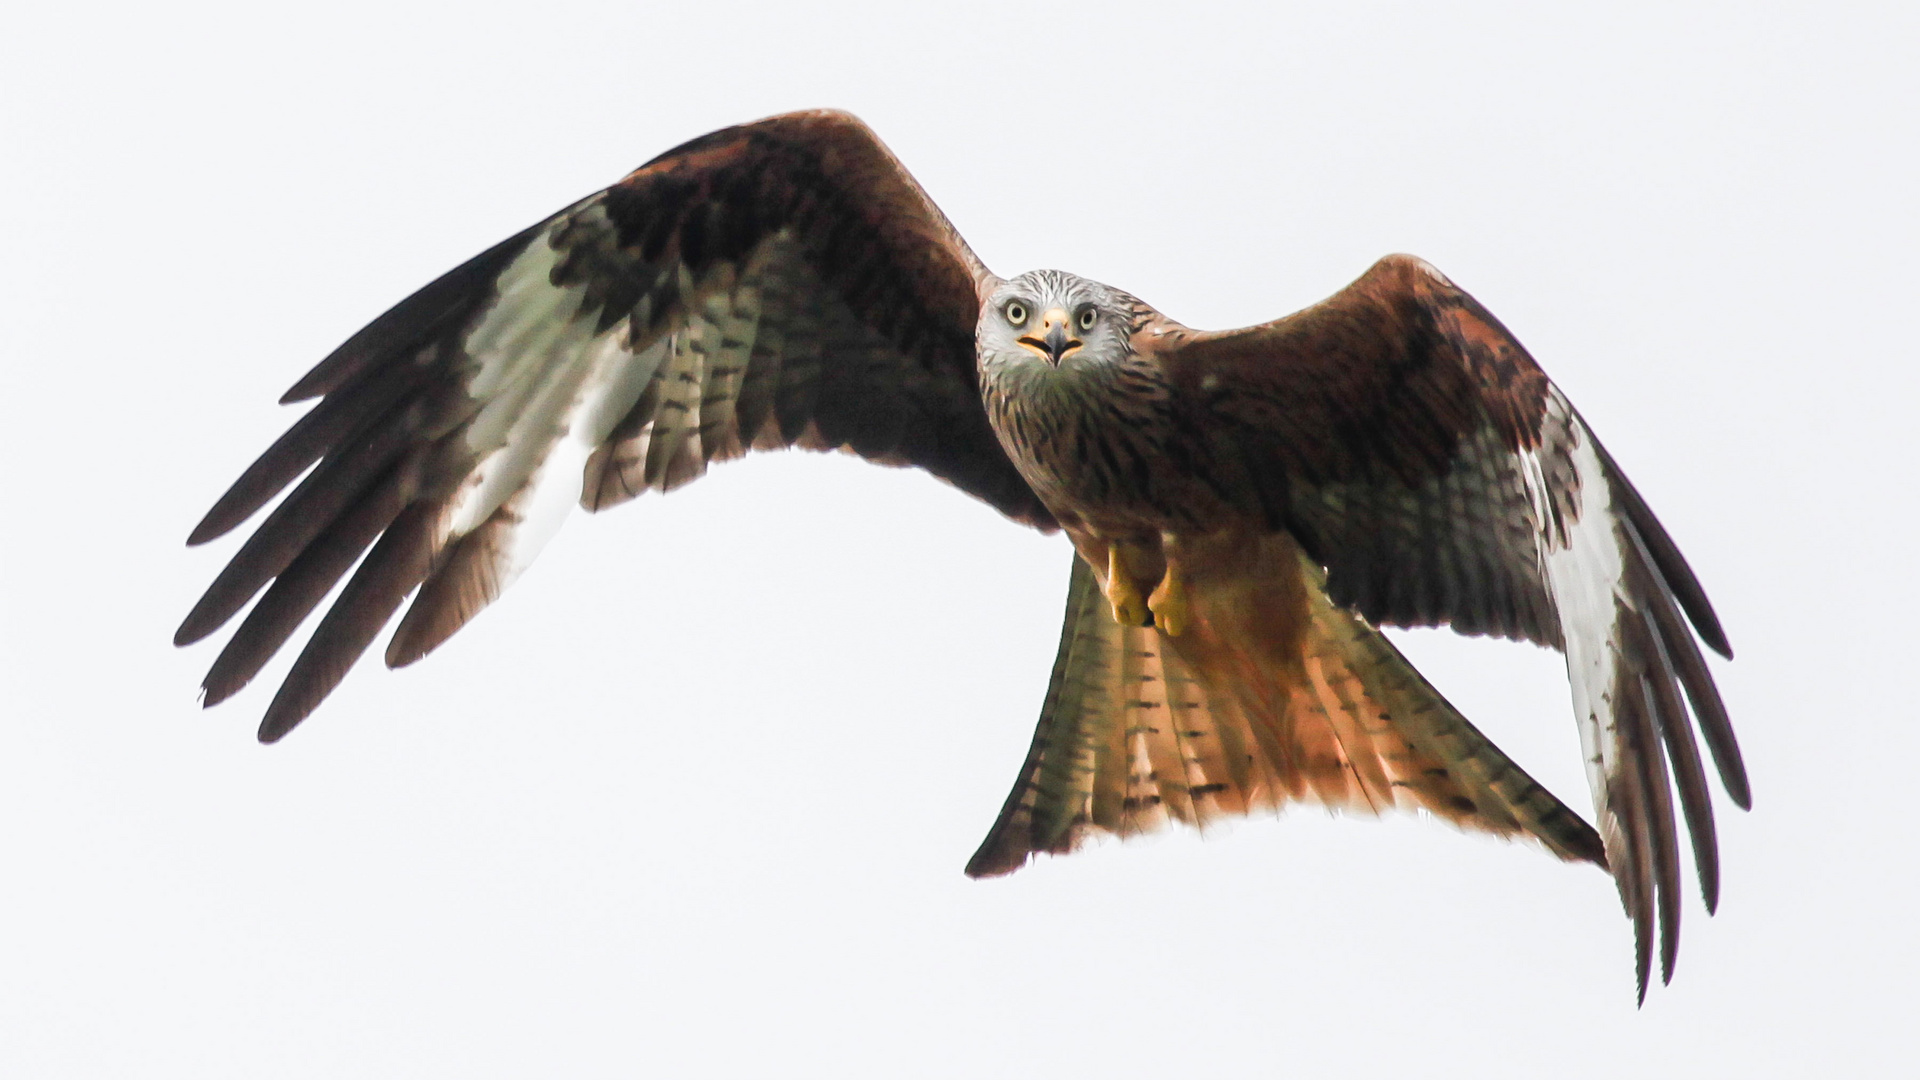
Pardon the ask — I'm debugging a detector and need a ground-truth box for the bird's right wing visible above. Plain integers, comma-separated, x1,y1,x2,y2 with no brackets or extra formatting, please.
178,110,1054,742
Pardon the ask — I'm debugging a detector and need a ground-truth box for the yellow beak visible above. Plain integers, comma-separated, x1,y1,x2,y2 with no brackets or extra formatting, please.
1017,307,1081,365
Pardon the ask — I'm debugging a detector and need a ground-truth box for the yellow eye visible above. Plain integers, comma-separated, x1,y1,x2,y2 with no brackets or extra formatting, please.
1005,301,1028,325
1077,308,1097,331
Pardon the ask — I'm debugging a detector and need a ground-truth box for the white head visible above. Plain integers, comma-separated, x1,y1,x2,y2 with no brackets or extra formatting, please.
977,270,1131,375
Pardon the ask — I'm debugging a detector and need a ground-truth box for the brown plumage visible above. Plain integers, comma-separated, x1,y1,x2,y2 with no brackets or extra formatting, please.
180,109,1745,1002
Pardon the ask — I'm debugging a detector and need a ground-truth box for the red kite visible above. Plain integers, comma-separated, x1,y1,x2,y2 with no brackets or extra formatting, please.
180,110,1746,1001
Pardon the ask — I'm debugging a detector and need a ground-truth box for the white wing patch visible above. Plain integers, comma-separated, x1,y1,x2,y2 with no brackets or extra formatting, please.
391,220,797,663
1527,386,1699,997
387,216,685,663
1529,391,1628,857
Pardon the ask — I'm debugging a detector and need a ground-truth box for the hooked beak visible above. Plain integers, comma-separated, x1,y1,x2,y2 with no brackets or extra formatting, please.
1017,308,1081,365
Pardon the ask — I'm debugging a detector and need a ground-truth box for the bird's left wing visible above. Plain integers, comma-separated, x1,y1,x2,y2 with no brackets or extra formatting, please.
1155,255,1747,1000
178,110,1053,742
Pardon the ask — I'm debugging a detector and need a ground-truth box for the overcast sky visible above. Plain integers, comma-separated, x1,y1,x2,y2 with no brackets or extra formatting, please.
2,2,1914,1076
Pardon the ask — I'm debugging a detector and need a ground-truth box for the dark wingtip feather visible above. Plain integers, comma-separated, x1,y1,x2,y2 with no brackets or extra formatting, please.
1624,524,1727,916
202,677,244,711
187,510,233,548
1589,434,1732,659
252,502,444,742
176,592,236,647
203,474,412,708
1612,713,1658,1008
177,454,402,647
1638,566,1751,811
187,419,330,547
195,359,442,548
1592,432,1749,822
1632,909,1653,1007
255,641,352,742
1631,869,1655,1005
279,220,548,404
1627,673,1684,996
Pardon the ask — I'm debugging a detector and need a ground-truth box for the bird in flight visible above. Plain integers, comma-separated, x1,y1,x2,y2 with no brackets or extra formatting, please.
179,110,1747,1002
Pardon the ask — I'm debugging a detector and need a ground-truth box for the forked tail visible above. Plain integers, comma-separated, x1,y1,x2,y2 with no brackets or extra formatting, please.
967,536,1604,877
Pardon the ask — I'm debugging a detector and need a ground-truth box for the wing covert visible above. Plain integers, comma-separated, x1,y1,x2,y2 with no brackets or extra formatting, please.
179,110,1053,742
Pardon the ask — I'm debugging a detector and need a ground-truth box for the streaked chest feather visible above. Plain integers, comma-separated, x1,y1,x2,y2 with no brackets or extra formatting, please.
979,355,1219,533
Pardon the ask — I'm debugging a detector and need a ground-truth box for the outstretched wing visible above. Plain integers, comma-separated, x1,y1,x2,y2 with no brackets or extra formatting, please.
178,110,1053,742
1159,254,1747,1001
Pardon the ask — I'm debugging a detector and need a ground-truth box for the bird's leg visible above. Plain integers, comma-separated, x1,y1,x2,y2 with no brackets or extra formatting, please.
1149,533,1190,637
1105,543,1149,627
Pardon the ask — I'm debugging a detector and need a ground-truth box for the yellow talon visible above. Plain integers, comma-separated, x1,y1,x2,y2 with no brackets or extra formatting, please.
1106,546,1148,627
1149,565,1189,637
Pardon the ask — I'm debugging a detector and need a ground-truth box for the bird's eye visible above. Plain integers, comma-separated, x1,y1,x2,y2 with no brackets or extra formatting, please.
1005,302,1028,325
1077,308,1097,331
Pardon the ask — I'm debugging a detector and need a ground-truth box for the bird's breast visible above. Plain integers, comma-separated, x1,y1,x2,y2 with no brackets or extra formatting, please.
980,356,1226,537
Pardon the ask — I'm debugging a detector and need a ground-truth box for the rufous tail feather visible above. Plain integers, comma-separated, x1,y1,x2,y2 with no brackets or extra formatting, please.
967,536,1604,877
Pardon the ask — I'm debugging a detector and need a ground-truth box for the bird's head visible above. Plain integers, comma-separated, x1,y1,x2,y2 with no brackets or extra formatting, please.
978,270,1130,374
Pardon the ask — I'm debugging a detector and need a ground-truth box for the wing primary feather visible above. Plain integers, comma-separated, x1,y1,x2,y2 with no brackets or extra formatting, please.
1642,564,1750,810
1623,522,1724,911
1589,433,1731,659
279,220,549,405
176,402,429,646
187,357,438,546
1634,670,1684,987
1609,588,1683,1001
200,457,418,706
256,501,446,742
1610,707,1657,1006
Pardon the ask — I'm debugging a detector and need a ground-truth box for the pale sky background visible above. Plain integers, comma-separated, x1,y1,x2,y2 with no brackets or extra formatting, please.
2,2,1914,1076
